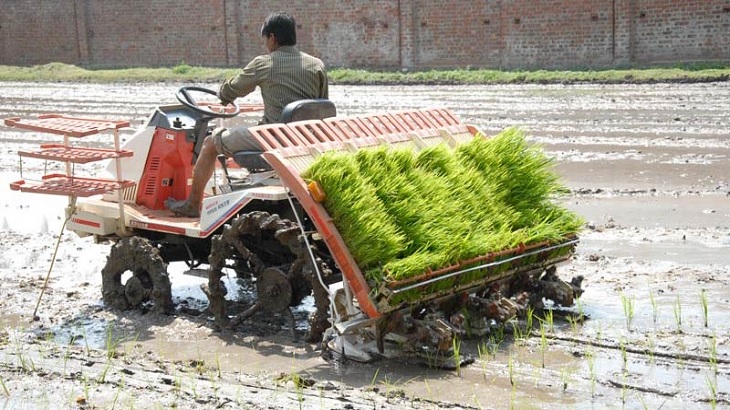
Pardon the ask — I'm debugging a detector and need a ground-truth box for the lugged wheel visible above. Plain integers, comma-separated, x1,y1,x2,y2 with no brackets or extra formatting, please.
205,211,332,341
101,236,173,314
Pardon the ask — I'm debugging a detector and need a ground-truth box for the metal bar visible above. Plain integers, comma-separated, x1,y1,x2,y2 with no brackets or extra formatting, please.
391,238,579,294
113,128,128,234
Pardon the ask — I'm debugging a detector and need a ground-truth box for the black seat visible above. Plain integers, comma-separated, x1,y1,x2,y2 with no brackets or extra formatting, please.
280,99,336,124
231,99,336,171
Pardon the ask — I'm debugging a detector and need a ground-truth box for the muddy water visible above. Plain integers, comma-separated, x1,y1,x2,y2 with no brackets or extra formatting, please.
1,81,729,409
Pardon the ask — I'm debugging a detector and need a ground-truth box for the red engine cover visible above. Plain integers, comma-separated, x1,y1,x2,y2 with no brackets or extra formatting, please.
136,128,195,210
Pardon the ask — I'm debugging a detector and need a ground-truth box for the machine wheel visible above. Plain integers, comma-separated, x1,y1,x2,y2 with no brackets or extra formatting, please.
101,236,173,314
206,211,331,340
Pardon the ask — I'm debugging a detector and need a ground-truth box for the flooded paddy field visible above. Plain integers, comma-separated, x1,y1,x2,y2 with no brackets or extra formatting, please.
0,81,728,409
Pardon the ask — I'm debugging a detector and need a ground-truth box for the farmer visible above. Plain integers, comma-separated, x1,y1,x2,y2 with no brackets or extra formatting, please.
165,12,329,217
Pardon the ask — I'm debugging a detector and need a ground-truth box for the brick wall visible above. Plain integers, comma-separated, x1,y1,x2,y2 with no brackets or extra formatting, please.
1,0,728,70
631,0,730,64
0,0,79,64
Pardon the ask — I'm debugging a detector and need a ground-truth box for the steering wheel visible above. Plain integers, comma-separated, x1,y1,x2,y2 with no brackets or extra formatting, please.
175,86,240,118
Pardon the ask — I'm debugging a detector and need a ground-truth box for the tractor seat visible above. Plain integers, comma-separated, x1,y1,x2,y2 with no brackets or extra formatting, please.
280,98,336,124
231,99,336,171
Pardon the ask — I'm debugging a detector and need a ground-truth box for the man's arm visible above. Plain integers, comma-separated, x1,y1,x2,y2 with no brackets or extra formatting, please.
218,57,265,105
319,69,329,99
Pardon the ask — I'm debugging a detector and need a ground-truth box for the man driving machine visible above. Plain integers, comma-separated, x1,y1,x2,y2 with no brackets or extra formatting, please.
166,12,328,217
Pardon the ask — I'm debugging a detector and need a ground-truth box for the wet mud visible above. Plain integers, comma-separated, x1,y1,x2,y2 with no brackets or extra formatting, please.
0,81,729,409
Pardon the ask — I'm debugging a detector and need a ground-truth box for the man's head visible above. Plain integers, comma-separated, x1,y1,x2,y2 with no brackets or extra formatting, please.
261,12,297,49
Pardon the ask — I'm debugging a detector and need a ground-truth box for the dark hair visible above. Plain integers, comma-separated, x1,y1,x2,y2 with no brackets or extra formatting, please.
260,12,297,46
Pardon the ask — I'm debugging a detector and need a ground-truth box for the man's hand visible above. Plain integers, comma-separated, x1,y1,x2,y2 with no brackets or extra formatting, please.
217,90,233,106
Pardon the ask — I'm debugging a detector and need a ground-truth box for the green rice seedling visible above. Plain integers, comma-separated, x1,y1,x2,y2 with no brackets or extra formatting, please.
82,373,91,406
539,320,548,368
423,379,433,401
511,321,524,345
706,375,717,409
647,335,656,366
709,333,718,376
471,388,483,410
567,314,580,337
235,384,242,407
700,289,709,328
457,129,581,232
508,353,517,410
123,394,137,409
173,372,182,397
62,339,72,377
526,306,534,333
477,341,490,379
303,128,584,299
484,335,500,360
620,337,628,372
382,250,449,281
370,368,380,387
575,299,585,321
122,332,140,365
674,296,682,332
303,151,406,272
493,324,506,345
560,367,572,392
12,332,33,372
544,308,554,333
98,358,112,383
379,375,403,399
586,349,596,397
649,291,658,324
677,338,687,369
66,388,77,408
0,376,9,397
35,333,52,367
508,353,515,387
81,324,90,355
356,151,432,247
111,376,124,410
621,293,635,332
297,385,304,410
491,336,502,357
452,337,462,376
104,323,121,360
419,349,439,370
